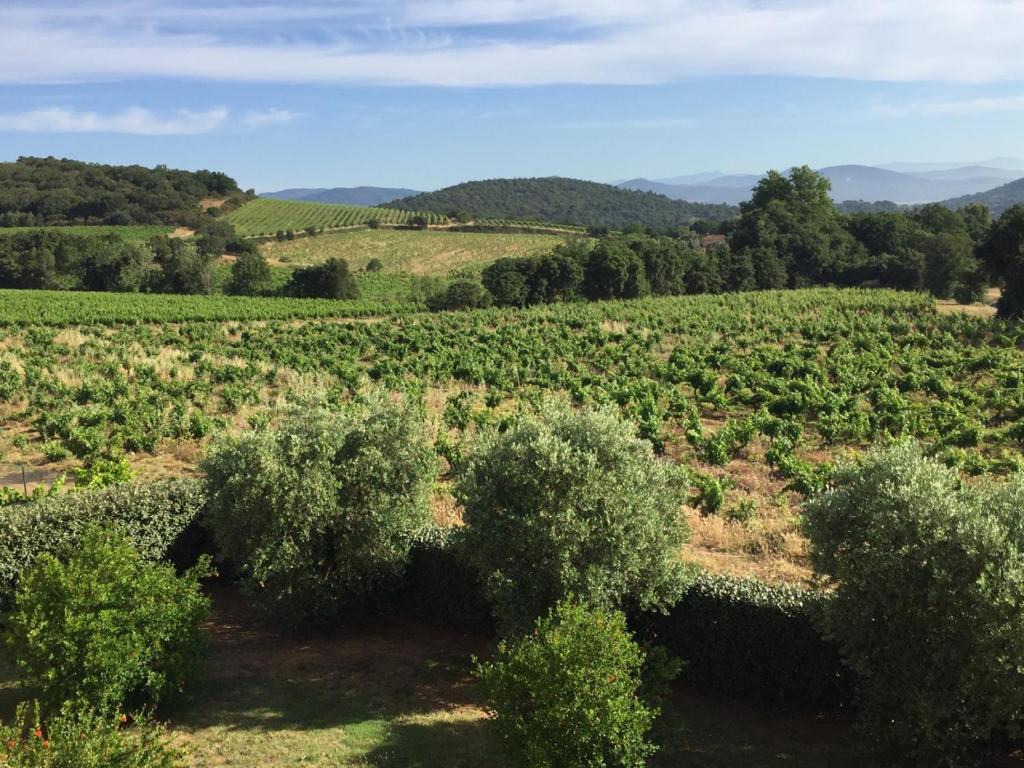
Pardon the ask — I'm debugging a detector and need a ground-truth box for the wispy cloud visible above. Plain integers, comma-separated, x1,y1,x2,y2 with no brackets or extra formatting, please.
872,94,1024,118
0,105,297,134
560,117,694,129
2,1,1024,86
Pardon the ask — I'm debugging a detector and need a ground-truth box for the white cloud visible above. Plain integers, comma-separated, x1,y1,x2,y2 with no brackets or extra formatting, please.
2,1,1024,86
0,106,297,134
872,94,1024,118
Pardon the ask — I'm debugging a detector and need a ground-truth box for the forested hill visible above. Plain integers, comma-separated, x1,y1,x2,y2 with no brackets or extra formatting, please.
390,177,738,228
0,157,247,227
941,176,1024,216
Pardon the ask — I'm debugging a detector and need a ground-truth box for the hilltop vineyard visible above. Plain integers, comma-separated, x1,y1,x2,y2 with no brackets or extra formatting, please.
225,198,450,237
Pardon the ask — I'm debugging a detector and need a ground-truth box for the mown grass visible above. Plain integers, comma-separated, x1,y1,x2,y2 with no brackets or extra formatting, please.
259,228,573,274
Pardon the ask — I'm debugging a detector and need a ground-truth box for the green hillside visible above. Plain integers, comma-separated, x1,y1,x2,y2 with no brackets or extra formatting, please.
391,177,738,229
941,176,1024,216
226,197,449,237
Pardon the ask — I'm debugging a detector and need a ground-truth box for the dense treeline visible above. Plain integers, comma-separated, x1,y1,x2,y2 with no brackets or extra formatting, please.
391,177,738,229
0,156,249,227
432,167,1007,313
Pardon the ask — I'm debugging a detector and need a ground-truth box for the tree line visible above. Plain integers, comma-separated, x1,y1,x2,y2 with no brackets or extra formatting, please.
0,156,251,228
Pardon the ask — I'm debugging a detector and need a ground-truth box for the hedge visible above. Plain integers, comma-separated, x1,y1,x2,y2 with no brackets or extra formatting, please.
635,573,850,705
0,478,207,608
394,528,848,705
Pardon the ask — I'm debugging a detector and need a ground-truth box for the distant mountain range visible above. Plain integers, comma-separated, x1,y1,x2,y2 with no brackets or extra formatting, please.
939,177,1024,216
262,186,421,206
618,163,1024,206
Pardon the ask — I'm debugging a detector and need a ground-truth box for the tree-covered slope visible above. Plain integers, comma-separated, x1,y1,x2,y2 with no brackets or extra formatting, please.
0,156,246,227
941,176,1024,216
391,177,737,228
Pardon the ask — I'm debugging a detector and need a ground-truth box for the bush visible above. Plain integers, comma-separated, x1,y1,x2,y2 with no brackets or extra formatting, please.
478,599,659,768
457,400,691,632
365,257,383,272
425,279,493,312
226,251,273,296
0,479,207,608
5,528,210,714
1,701,183,768
0,701,185,768
636,572,846,703
202,395,436,623
803,442,1024,766
285,257,358,299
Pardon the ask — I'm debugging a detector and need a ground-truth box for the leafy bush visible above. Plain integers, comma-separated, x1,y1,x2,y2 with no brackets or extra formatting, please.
803,442,1024,766
636,572,846,704
457,400,691,632
5,528,210,714
0,701,185,768
285,257,358,299
202,395,436,623
0,479,206,607
478,599,659,768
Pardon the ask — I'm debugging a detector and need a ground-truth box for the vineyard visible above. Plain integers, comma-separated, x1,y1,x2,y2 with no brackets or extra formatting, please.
0,224,173,241
1,287,1021,581
259,227,574,273
225,197,449,237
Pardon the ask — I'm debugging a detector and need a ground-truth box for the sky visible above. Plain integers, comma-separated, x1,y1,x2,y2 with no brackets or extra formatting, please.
2,0,1024,192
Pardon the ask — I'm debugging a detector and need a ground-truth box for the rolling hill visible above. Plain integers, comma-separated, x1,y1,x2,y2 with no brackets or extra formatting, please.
390,177,737,228
940,177,1024,216
263,186,421,206
619,164,1015,206
224,197,448,237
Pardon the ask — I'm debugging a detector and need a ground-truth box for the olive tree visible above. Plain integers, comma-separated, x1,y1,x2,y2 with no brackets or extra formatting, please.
456,400,690,632
803,442,1024,766
202,395,436,624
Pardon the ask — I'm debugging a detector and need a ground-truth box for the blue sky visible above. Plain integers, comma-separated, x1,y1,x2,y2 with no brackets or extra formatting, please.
2,0,1023,191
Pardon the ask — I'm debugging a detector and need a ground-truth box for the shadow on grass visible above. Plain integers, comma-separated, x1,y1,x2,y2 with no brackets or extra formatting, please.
360,717,507,768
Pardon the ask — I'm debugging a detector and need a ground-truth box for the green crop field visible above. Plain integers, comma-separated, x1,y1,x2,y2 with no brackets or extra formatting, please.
0,225,174,241
260,227,579,273
225,197,449,237
1,287,1020,583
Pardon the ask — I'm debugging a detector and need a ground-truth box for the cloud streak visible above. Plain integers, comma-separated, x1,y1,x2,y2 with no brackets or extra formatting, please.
2,0,1024,86
0,106,297,134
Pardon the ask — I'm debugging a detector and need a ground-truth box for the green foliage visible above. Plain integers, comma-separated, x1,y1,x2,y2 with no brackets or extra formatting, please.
0,701,185,768
979,204,1024,317
0,157,240,228
225,251,273,296
426,278,493,311
0,478,206,607
457,400,691,632
285,257,359,299
391,177,737,229
478,599,659,768
803,442,1024,766
224,197,447,237
202,395,436,623
5,528,210,714
72,456,135,489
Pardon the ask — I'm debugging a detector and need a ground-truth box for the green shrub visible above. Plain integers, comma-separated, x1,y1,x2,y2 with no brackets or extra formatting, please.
72,455,135,489
202,394,436,623
457,399,691,632
803,441,1024,766
0,478,206,607
636,572,846,704
479,599,659,768
0,701,184,768
5,528,210,714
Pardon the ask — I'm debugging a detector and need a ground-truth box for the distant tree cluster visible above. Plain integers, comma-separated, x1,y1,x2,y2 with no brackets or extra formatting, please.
391,177,737,229
0,156,248,228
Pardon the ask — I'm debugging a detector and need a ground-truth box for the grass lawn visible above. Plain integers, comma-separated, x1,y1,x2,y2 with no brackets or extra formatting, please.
258,228,574,274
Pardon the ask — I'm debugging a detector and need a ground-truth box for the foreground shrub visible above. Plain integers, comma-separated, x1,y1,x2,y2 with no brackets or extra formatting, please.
0,701,184,768
5,528,210,714
803,442,1024,766
0,479,206,608
457,400,690,632
202,395,435,623
478,600,658,768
